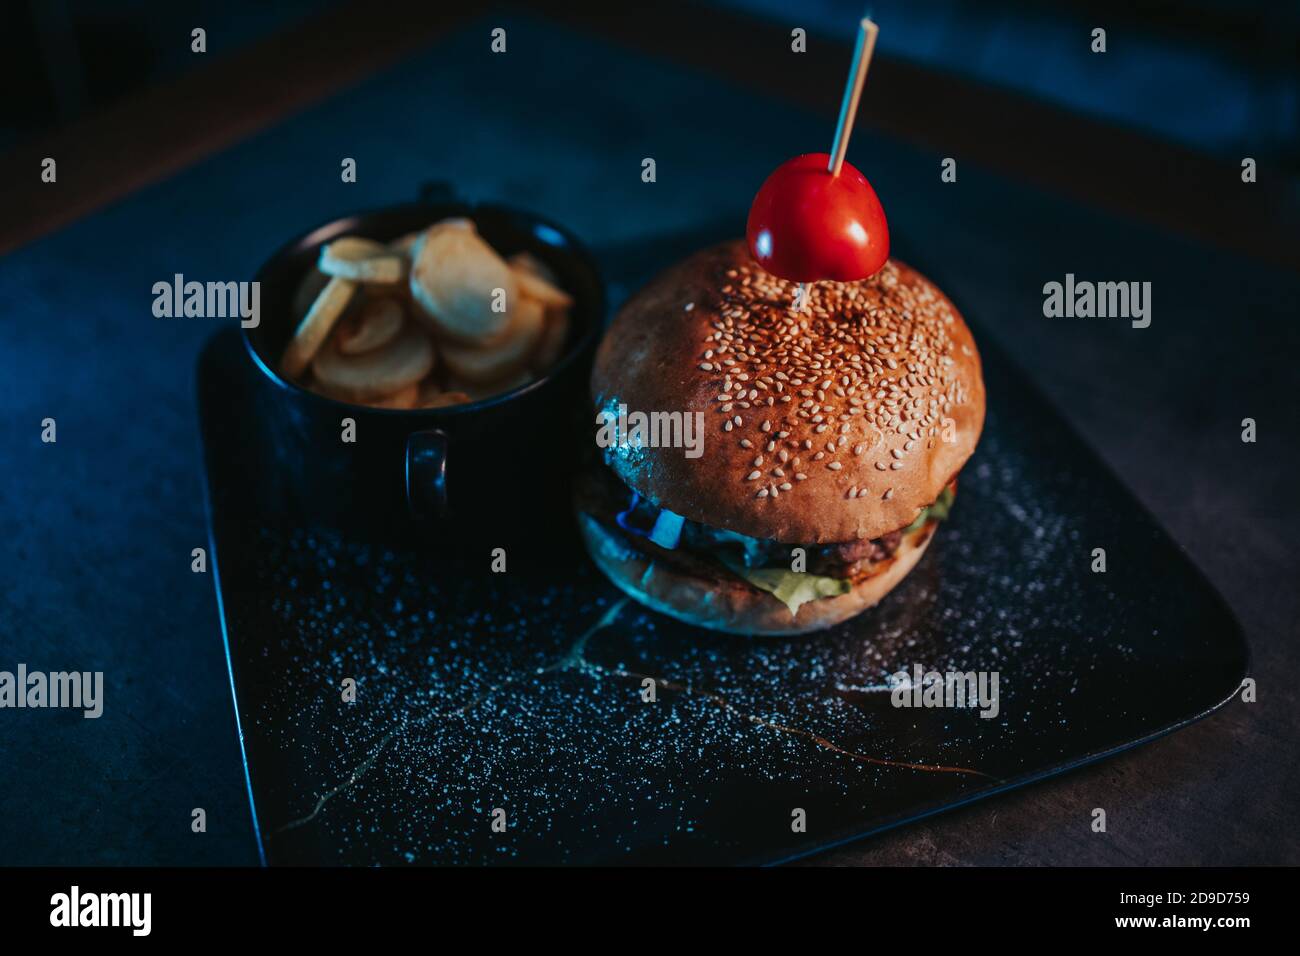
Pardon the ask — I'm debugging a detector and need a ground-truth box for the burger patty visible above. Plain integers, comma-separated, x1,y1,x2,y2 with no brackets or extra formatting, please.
576,462,914,583
810,531,904,578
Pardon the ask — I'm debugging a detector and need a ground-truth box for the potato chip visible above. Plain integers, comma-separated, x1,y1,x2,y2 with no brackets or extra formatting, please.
335,297,404,355
411,375,471,409
307,377,419,409
292,267,329,320
434,217,474,233
440,298,544,383
508,251,559,285
512,263,573,310
447,369,533,402
420,389,474,409
311,321,435,401
366,382,420,409
281,276,357,379
324,236,387,258
530,309,570,372
410,224,516,343
320,237,406,283
387,232,422,257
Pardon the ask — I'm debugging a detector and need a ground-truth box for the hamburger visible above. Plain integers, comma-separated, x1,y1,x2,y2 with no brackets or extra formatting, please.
576,240,984,635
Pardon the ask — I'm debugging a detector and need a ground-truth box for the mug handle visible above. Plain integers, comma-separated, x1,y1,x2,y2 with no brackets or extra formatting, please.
406,429,449,520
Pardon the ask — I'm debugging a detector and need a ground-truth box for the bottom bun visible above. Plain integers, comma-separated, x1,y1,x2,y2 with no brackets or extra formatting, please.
577,513,936,636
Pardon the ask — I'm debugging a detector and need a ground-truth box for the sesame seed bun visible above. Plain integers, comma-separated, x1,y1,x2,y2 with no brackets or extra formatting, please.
591,240,985,544
578,512,937,636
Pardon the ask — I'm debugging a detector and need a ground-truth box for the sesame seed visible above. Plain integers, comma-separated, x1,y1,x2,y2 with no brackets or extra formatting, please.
780,482,792,491
699,258,969,491
795,473,808,481
883,488,894,499
828,461,842,471
746,470,761,480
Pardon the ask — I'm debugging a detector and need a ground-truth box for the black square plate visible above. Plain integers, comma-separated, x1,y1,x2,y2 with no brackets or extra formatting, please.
198,233,1247,866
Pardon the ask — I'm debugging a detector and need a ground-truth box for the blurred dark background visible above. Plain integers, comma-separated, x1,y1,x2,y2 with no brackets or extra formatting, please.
3,0,1296,176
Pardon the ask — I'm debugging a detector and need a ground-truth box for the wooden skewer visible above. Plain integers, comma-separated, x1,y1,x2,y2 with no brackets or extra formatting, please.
827,17,880,177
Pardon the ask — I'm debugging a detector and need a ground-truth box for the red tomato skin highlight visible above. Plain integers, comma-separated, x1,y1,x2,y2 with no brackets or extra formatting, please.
746,153,889,283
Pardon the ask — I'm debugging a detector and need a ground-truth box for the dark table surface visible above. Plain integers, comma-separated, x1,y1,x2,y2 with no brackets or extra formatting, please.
1,10,1296,866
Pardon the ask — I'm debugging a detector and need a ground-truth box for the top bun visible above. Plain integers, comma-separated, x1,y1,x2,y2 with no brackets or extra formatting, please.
591,240,985,544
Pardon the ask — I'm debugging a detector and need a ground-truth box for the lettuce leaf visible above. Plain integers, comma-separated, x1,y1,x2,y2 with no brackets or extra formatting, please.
729,565,851,618
929,485,956,521
902,486,955,534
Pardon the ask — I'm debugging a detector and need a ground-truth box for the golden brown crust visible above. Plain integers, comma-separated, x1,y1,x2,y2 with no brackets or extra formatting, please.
578,513,936,636
592,240,984,544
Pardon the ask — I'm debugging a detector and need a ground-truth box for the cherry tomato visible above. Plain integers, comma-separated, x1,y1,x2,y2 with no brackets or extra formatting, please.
746,152,889,282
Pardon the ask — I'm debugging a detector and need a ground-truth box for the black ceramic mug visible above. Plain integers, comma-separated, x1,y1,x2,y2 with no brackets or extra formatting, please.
241,192,604,542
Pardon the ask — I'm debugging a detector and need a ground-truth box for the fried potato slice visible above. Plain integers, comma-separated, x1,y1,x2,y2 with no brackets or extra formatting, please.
410,222,516,344
320,236,406,283
447,369,533,402
420,389,475,409
530,309,570,372
335,297,404,355
365,382,420,409
281,276,357,379
311,321,434,402
439,297,545,383
292,267,329,320
387,231,423,257
413,375,474,409
307,377,419,409
508,251,558,284
509,257,573,309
